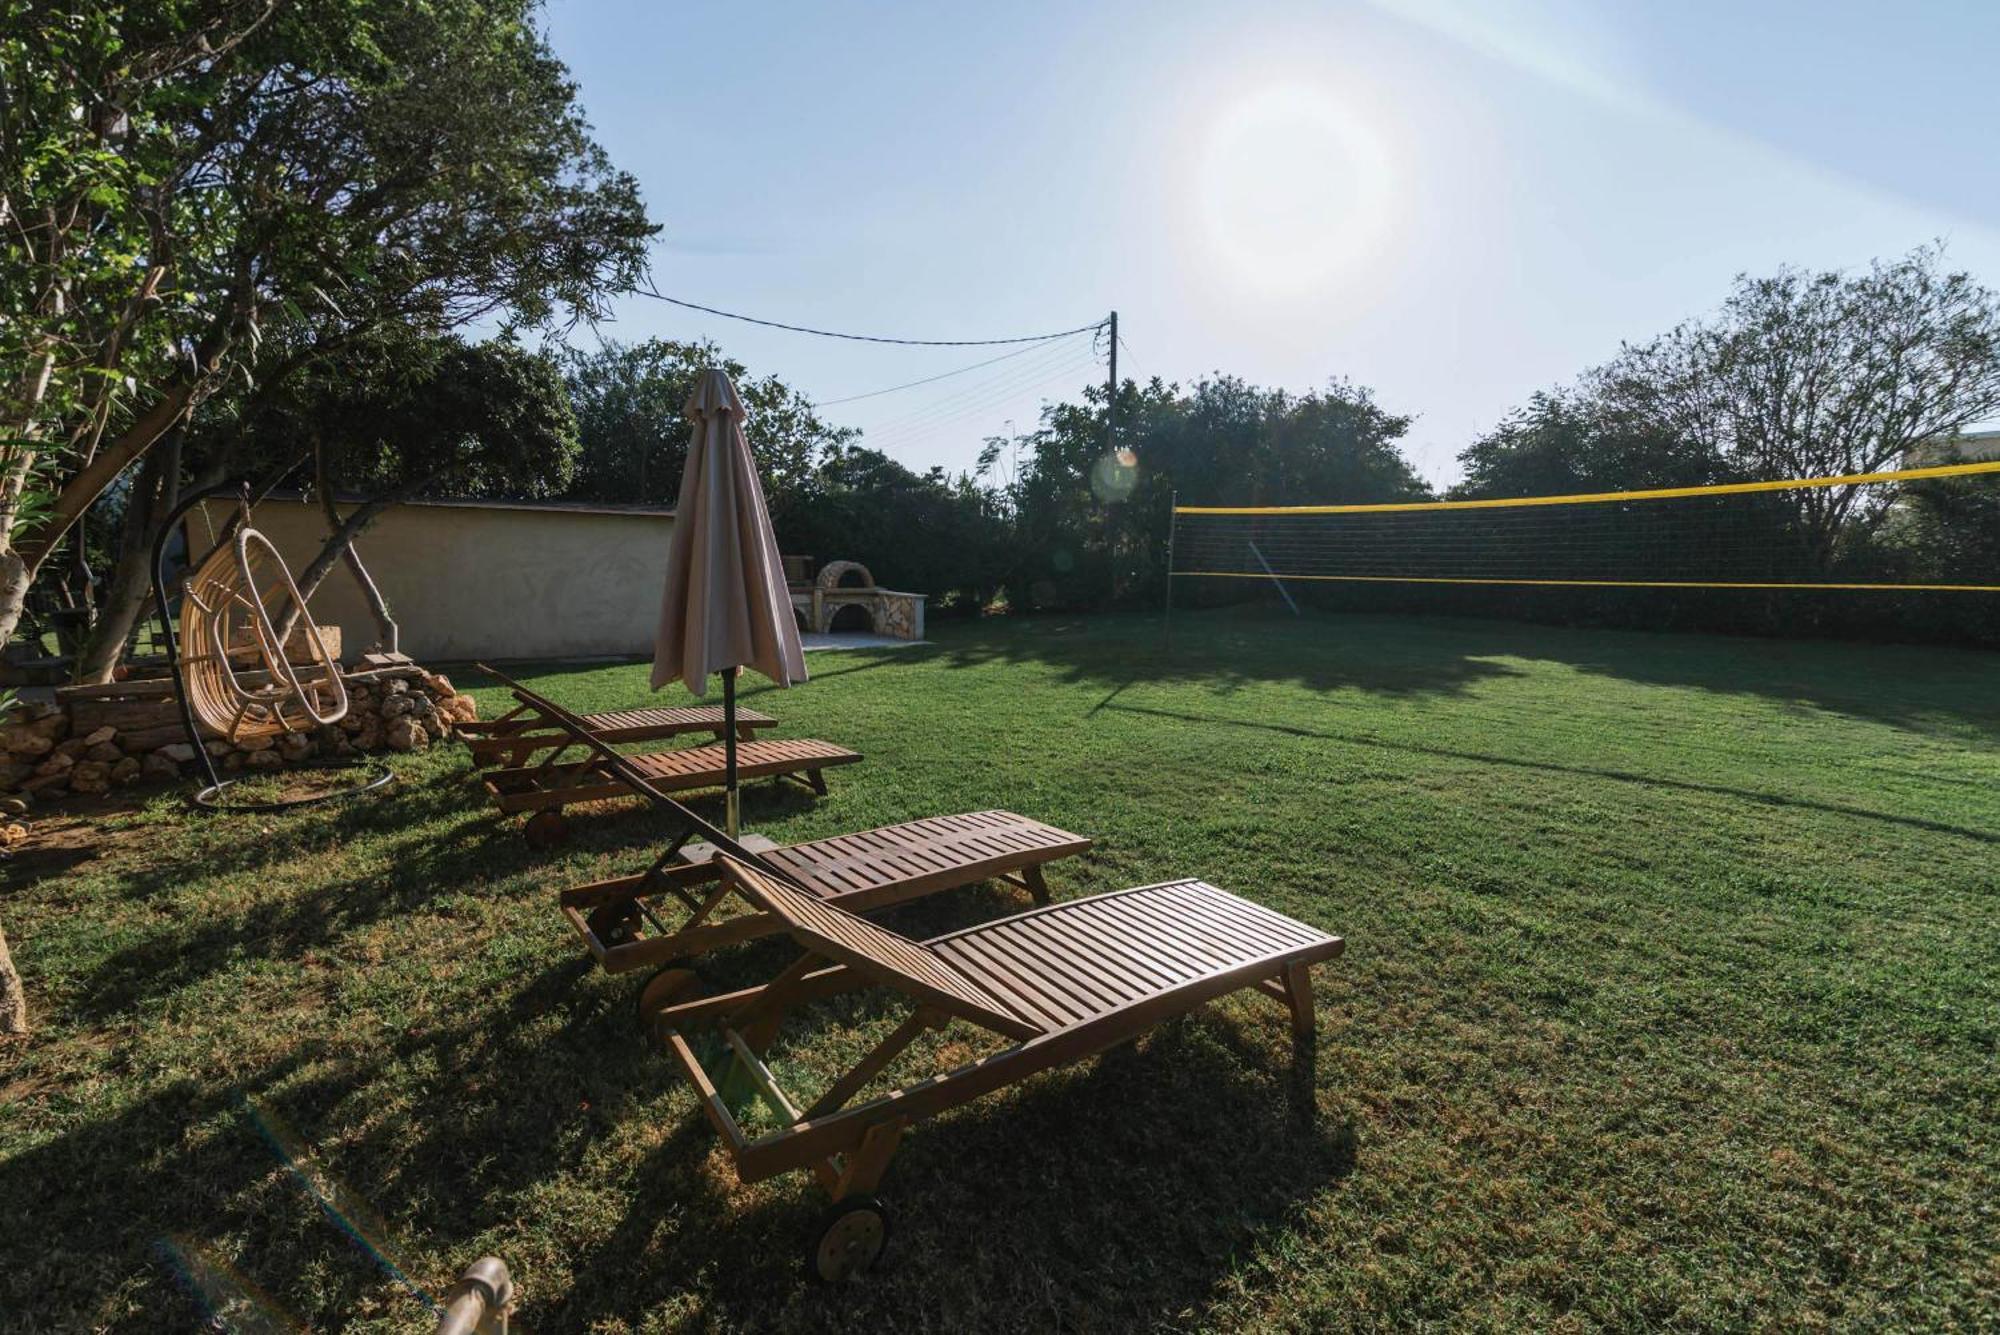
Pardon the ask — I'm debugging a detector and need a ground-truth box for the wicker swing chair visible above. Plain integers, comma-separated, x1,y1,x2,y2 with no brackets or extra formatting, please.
177,511,348,743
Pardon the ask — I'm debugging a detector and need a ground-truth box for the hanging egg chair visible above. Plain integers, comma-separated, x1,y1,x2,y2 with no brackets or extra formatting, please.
152,482,391,812
178,520,350,742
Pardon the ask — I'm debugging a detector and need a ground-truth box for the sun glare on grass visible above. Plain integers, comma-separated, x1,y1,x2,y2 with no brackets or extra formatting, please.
1196,84,1396,295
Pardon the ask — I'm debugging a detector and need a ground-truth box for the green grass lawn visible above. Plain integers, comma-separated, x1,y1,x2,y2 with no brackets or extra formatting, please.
4,609,1997,1330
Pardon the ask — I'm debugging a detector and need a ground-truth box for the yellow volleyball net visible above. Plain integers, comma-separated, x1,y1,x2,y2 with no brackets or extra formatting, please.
1167,459,2000,599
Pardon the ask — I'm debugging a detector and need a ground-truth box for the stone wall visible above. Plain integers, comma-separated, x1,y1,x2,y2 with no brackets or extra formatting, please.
0,667,478,804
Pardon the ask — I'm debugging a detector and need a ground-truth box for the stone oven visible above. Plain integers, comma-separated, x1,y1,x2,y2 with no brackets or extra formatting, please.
784,557,925,640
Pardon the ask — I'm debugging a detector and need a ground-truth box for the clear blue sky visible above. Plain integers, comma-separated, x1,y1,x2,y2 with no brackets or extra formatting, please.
543,0,2000,490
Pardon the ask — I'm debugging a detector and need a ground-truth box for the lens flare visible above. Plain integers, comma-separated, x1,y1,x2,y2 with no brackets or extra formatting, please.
240,1094,441,1316
156,1235,304,1333
1091,448,1140,502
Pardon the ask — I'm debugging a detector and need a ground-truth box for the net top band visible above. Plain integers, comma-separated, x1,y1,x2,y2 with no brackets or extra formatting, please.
1173,457,2000,516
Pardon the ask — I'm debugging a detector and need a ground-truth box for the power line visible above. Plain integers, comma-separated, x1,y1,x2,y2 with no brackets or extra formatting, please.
811,333,1087,408
639,282,1109,347
859,343,1102,450
860,358,1103,459
862,337,1099,431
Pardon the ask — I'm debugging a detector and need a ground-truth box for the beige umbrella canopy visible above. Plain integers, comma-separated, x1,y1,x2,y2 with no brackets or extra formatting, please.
652,368,807,833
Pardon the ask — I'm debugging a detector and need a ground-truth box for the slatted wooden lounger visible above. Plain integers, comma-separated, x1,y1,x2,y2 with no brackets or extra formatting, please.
472,666,859,841
562,809,1092,976
461,697,779,768
645,854,1345,1282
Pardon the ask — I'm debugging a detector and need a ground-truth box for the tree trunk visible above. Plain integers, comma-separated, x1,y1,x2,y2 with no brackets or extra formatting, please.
272,494,395,648
0,920,26,1036
0,550,30,654
71,432,182,684
0,422,48,655
270,445,428,649
0,377,195,650
312,446,398,653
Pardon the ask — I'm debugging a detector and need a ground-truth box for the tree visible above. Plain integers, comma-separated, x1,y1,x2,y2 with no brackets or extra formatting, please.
1455,388,1727,500
774,444,1014,613
560,338,854,509
1005,373,1427,609
1595,244,2000,566
203,335,579,653
1,0,654,660
1,0,648,1037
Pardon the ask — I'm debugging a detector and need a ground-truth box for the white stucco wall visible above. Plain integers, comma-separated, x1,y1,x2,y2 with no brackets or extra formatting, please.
189,497,674,663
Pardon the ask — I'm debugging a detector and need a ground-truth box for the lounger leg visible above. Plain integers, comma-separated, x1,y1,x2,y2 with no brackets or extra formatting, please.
729,952,823,1053
805,768,828,796
1019,863,1052,906
1281,961,1316,1042
831,1117,907,1201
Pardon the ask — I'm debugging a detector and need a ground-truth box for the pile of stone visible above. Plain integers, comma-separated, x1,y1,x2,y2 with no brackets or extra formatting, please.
0,667,478,803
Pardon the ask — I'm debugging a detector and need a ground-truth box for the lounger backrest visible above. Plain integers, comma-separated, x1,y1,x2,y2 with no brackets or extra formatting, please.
718,855,1043,1039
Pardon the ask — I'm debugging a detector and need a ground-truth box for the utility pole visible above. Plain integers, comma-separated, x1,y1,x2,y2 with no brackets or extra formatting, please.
1105,311,1117,452
1105,311,1119,605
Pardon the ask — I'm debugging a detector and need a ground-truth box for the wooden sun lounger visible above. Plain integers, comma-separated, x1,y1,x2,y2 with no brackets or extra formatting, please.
561,809,1092,975
646,854,1345,1282
472,665,858,841
462,700,779,767
481,736,861,814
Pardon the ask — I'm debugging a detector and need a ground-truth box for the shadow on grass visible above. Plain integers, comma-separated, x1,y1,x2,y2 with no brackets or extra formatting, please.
1104,701,2000,846
0,950,639,1329
544,1010,1353,1331
5,927,1355,1331
461,615,1525,711
528,771,827,847
468,609,2000,748
886,609,2000,742
61,770,670,1022
0,1059,339,1329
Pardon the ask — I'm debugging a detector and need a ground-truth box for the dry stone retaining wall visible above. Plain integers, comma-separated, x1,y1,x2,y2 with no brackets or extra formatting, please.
0,668,478,803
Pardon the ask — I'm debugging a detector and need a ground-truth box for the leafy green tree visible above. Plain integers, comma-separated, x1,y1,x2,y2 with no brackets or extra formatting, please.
1596,244,2000,566
0,0,654,656
173,334,577,658
1455,389,1727,499
1006,374,1427,609
558,339,1025,609
774,445,1014,614
560,338,854,509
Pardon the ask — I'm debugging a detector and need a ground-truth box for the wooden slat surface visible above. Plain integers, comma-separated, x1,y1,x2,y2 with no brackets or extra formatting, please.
625,738,858,785
932,880,1340,1029
719,856,1040,1037
759,810,1088,905
466,703,778,764
486,737,858,793
558,811,1089,973
578,704,775,736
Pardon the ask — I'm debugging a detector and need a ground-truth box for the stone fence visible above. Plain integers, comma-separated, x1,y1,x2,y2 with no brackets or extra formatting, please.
1,667,478,803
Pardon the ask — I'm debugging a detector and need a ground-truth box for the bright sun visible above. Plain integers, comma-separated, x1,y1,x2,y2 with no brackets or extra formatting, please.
1196,84,1396,295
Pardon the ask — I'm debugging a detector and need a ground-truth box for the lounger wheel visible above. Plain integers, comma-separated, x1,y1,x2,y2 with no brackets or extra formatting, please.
807,1195,890,1284
635,967,701,1037
586,898,645,949
523,810,570,848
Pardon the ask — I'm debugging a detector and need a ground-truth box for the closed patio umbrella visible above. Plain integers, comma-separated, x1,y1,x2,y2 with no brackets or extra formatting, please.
652,368,808,835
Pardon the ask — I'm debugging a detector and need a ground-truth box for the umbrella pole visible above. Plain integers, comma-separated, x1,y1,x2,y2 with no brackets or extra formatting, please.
723,667,740,837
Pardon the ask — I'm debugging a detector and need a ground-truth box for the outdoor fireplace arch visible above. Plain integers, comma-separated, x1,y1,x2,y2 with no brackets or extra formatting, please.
786,556,925,640
816,560,874,591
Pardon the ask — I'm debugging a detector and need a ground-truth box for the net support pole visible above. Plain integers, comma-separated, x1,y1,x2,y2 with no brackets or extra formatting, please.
1164,489,1178,653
